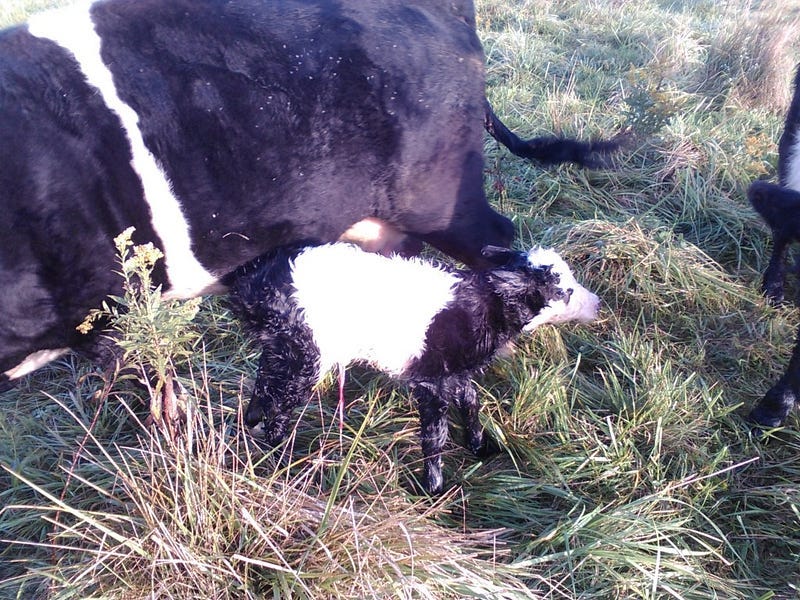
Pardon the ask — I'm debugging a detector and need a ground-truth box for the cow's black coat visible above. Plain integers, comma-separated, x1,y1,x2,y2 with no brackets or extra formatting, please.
0,0,614,386
748,64,800,427
0,24,166,373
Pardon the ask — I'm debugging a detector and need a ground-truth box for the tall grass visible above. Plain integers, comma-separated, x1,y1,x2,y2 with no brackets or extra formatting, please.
2,0,800,598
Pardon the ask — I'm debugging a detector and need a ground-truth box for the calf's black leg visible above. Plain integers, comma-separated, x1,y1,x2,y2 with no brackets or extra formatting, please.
412,375,489,495
412,380,451,495
447,376,486,456
245,327,319,446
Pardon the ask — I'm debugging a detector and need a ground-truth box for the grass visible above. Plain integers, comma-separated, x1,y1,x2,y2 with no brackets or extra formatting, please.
2,0,800,598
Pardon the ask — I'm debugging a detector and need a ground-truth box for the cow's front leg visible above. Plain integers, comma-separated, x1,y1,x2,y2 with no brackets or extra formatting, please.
762,231,791,306
245,327,319,447
750,382,796,429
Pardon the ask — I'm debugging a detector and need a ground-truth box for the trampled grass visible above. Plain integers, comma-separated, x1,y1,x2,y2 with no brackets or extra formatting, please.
2,0,800,598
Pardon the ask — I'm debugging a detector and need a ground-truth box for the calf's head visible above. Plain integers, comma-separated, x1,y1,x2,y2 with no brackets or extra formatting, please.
481,245,600,330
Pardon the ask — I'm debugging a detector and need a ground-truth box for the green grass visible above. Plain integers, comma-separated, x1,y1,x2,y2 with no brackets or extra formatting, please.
2,0,800,598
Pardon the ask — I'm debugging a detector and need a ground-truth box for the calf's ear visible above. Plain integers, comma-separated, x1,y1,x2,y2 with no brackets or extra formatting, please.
481,245,519,267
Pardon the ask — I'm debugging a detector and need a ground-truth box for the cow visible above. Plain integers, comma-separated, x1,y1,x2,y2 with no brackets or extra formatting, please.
0,0,616,390
749,64,800,306
746,64,800,427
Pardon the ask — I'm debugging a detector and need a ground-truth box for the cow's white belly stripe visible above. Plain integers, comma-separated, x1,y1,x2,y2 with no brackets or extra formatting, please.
28,2,218,299
5,348,69,380
785,131,800,192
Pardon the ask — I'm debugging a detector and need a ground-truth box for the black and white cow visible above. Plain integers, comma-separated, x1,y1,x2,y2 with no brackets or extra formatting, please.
749,64,800,305
748,63,800,427
227,242,599,493
0,0,615,389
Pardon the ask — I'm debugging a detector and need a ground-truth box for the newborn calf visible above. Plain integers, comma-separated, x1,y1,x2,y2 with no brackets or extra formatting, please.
227,243,599,494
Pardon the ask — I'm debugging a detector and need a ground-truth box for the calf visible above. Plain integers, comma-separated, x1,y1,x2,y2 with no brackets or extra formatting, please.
227,243,599,494
0,0,618,390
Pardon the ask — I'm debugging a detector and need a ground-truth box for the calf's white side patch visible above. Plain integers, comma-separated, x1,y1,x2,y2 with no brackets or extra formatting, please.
290,244,458,378
28,2,218,299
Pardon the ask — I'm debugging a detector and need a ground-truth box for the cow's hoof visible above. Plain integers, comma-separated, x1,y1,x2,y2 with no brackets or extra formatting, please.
747,384,795,432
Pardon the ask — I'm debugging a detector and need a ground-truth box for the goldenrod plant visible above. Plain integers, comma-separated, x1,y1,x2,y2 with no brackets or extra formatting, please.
77,227,202,436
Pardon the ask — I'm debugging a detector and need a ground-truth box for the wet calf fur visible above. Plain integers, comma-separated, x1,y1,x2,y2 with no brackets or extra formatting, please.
227,243,599,494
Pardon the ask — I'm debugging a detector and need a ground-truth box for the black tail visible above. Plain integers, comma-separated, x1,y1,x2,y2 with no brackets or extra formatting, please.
484,101,622,169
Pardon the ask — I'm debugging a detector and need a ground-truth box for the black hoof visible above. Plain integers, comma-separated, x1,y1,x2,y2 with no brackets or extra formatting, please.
473,434,501,458
762,281,786,307
747,384,795,430
747,408,785,430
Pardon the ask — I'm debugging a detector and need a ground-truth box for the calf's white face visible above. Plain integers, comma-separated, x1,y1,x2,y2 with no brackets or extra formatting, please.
522,247,600,331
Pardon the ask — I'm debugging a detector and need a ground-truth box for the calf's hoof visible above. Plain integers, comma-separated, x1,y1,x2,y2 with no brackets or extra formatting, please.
761,279,786,307
470,433,501,458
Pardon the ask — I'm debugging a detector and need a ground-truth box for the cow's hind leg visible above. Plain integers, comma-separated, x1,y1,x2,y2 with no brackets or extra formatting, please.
750,324,800,428
245,326,320,446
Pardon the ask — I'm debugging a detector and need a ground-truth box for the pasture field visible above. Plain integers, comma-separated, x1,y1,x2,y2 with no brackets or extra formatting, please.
2,0,800,598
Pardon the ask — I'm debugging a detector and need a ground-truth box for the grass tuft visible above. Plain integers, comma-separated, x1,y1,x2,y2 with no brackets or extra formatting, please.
3,0,800,598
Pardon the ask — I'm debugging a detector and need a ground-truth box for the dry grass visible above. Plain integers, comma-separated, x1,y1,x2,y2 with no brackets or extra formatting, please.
694,2,800,113
3,0,800,598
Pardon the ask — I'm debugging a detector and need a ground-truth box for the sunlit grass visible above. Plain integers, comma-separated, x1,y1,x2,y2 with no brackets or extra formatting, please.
2,0,800,598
